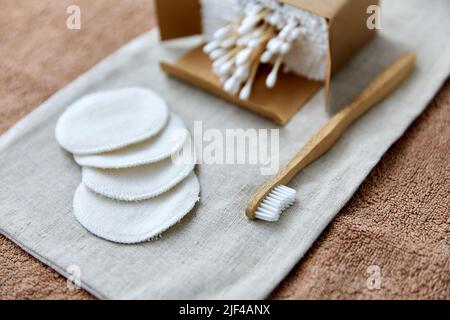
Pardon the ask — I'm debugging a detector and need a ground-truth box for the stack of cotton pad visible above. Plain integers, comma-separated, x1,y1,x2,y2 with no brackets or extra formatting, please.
55,87,200,244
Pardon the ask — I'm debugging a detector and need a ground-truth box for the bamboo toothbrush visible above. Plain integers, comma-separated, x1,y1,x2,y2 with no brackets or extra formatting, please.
246,52,416,221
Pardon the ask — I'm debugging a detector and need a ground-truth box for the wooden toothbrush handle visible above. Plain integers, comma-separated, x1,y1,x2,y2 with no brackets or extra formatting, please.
246,52,416,219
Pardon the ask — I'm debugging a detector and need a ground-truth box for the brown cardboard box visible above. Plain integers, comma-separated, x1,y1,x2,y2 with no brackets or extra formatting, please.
156,0,378,125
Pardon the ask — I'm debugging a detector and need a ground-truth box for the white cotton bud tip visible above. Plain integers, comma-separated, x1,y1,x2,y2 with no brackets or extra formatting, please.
267,38,282,54
268,13,282,26
231,81,241,95
218,60,234,76
210,48,225,60
248,38,261,48
245,3,263,15
266,70,278,88
279,23,296,40
236,48,253,66
238,20,256,35
221,37,236,49
213,25,233,40
260,50,273,63
239,13,263,35
213,64,221,75
212,55,229,69
276,19,286,30
224,77,238,94
203,40,220,54
224,78,240,96
235,64,250,80
278,28,290,40
251,28,263,38
237,36,249,47
286,22,298,30
280,42,291,55
287,16,299,26
239,82,252,100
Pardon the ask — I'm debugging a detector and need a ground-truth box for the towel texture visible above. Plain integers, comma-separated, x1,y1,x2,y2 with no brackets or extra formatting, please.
0,0,448,300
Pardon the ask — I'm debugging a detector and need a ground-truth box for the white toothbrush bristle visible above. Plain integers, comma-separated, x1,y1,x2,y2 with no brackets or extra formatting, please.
255,185,296,222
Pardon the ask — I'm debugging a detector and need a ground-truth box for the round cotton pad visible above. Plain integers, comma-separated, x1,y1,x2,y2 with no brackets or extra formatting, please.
73,113,188,169
55,87,169,155
82,141,197,201
73,173,200,244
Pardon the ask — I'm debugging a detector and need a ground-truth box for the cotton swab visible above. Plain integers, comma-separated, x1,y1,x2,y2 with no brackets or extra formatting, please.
203,0,309,99
224,76,241,95
239,59,259,100
245,2,263,16
247,53,416,222
236,47,254,66
203,40,221,54
279,41,292,55
210,48,227,60
266,54,283,88
212,46,241,70
238,9,270,35
260,50,273,63
287,26,305,42
213,24,233,40
267,38,282,54
238,44,267,100
235,64,250,80
218,59,235,77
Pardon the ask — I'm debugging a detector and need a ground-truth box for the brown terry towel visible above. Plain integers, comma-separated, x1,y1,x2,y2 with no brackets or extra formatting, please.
0,0,448,300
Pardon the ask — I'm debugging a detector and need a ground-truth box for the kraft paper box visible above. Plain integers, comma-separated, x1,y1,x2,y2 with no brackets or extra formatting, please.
156,0,379,125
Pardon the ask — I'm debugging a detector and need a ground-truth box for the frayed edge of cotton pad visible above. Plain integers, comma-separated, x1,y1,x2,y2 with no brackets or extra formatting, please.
73,113,188,169
81,141,197,201
73,173,200,244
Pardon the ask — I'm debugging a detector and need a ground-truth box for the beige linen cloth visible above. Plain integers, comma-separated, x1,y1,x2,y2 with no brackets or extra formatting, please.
0,0,449,299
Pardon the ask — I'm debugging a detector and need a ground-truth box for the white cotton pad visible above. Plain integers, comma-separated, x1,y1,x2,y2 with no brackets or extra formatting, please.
73,113,188,169
81,141,197,201
73,173,200,244
55,87,169,155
